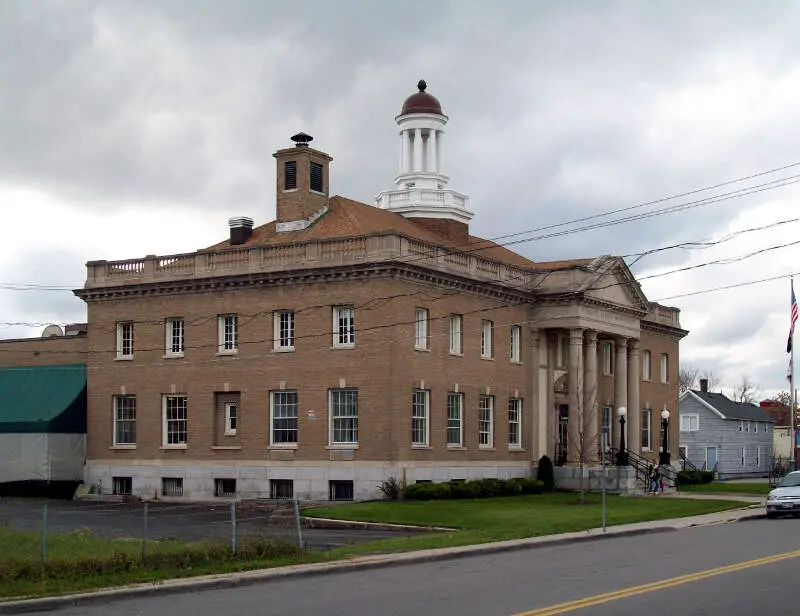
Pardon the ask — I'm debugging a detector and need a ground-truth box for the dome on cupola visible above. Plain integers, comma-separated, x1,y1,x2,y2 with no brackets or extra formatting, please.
400,80,444,116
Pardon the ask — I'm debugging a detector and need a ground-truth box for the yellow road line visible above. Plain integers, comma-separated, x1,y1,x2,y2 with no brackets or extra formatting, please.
510,549,800,616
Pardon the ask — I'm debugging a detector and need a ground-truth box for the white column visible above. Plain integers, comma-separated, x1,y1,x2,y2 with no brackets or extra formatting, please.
584,331,599,464
413,128,423,172
405,131,413,174
568,328,584,464
627,339,641,455
614,338,629,452
399,131,406,174
428,129,438,173
436,131,443,173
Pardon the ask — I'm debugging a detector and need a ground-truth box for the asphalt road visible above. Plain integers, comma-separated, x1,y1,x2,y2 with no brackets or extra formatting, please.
26,516,800,616
0,498,422,552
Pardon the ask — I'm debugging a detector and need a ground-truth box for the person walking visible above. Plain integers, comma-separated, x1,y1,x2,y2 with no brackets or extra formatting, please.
648,463,657,494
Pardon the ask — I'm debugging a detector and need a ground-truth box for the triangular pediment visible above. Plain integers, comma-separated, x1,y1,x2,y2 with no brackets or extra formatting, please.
579,256,649,313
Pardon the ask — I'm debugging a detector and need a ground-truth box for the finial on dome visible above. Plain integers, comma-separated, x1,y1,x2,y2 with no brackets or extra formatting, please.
417,79,427,92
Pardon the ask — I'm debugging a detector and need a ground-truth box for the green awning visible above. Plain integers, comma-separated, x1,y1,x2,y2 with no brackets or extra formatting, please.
0,364,87,433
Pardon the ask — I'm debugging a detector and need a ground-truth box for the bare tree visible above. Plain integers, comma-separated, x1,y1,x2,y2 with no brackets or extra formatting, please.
731,375,759,404
679,365,700,394
573,368,600,505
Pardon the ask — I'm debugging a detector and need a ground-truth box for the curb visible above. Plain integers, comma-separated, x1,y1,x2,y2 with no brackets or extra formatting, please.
0,509,762,614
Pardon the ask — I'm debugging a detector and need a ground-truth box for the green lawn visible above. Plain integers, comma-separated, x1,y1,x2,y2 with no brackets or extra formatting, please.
679,482,771,496
0,494,750,602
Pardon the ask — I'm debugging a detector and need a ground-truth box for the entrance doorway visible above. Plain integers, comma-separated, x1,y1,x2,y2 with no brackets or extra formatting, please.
556,404,569,466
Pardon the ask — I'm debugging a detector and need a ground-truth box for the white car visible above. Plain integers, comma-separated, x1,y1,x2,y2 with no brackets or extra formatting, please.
766,471,800,518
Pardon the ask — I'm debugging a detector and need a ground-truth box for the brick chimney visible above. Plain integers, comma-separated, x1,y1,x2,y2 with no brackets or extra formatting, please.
699,378,708,392
273,133,333,232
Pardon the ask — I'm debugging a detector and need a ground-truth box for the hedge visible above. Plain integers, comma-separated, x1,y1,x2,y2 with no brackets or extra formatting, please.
403,477,545,501
676,469,715,486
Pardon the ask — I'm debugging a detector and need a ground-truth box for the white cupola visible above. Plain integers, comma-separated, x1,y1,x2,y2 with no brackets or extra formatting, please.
375,80,473,225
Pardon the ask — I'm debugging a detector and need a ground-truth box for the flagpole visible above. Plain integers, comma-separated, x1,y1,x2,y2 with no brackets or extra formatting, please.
792,277,797,471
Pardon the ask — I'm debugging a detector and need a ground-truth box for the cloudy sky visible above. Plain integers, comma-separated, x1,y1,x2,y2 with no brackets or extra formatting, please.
1,0,799,397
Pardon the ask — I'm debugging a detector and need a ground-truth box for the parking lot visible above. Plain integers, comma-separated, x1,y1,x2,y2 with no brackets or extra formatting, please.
0,497,424,551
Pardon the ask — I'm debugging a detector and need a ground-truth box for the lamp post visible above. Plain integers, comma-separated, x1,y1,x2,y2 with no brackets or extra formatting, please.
616,406,628,466
659,407,671,466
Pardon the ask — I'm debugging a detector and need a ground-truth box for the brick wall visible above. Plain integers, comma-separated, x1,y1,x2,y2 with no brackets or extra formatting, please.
0,335,88,367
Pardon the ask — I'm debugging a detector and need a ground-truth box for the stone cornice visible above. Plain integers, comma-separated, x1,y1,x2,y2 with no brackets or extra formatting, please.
641,319,689,340
535,293,648,318
73,261,536,305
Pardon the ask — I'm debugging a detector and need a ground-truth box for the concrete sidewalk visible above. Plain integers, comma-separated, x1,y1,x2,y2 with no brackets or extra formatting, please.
669,492,765,504
0,503,764,614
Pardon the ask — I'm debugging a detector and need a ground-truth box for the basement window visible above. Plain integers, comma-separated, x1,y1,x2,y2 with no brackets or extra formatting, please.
284,161,297,190
215,478,237,498
310,162,323,192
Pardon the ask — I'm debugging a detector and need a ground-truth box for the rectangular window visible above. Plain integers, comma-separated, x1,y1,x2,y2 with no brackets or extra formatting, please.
602,342,613,376
112,476,132,496
310,161,323,192
481,320,493,359
479,395,494,448
165,318,185,357
756,446,761,467
215,478,236,497
642,350,652,381
274,310,295,350
746,421,750,432
333,306,355,347
510,325,521,363
161,477,183,497
446,393,463,447
113,395,137,446
601,406,613,451
218,314,238,354
411,390,429,446
330,389,358,445
284,160,297,190
271,390,299,445
271,479,294,499
557,335,568,368
508,398,522,448
329,480,354,501
680,413,699,432
162,395,188,447
224,402,237,435
116,321,134,358
641,409,652,451
741,447,746,466
414,308,429,350
660,353,669,383
449,314,463,354
738,420,744,432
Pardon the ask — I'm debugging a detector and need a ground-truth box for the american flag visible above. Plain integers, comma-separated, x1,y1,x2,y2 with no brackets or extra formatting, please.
789,279,798,354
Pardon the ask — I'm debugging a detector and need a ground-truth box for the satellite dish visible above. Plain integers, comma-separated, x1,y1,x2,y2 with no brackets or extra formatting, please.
42,324,64,338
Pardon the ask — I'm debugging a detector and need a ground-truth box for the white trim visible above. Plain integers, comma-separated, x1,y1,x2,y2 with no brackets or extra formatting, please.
679,413,699,432
478,395,494,449
641,408,652,451
508,398,522,448
480,320,493,359
332,306,355,349
414,308,429,350
164,317,185,358
224,402,237,436
162,394,188,448
510,325,522,364
270,390,299,446
112,395,136,447
217,314,238,355
449,314,463,355
329,388,358,446
411,389,430,447
115,321,134,359
446,392,463,447
273,310,296,351
683,390,726,419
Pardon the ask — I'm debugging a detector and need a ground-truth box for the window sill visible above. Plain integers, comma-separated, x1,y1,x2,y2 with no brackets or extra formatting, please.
478,446,496,451
412,444,431,449
326,445,359,450
331,344,356,350
163,353,185,360
272,347,295,354
480,356,494,362
508,446,525,452
310,189,326,197
211,446,242,451
216,351,239,357
510,360,522,365
224,431,237,437
414,347,431,353
282,188,299,194
268,444,298,450
109,445,137,450
159,445,188,450
114,356,134,362
448,351,464,357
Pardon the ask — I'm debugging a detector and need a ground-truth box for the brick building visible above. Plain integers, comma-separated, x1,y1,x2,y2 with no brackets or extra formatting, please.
4,81,687,501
